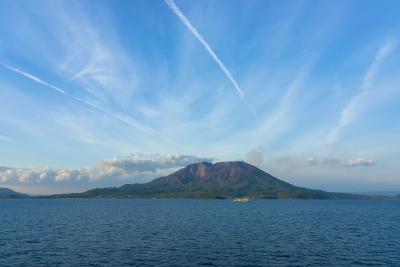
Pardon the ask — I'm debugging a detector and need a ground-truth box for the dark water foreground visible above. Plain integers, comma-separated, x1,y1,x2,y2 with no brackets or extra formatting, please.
0,199,399,266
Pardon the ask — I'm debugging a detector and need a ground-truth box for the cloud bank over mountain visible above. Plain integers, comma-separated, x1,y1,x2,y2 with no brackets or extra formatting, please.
0,154,214,187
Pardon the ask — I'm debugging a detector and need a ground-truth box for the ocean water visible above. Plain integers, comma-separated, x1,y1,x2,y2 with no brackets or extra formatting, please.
0,199,399,266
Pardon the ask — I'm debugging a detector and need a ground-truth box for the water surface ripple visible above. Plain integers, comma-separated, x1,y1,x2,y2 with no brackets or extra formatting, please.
0,199,399,266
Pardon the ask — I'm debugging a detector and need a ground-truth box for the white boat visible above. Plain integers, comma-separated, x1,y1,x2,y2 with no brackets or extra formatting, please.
233,197,251,202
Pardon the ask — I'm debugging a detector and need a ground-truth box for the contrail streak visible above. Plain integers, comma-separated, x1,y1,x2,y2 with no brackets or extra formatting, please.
2,63,67,95
73,97,156,134
1,63,156,134
164,0,257,115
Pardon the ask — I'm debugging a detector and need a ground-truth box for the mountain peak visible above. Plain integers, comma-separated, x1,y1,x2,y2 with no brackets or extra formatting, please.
55,161,369,199
184,161,213,170
186,160,258,170
151,160,276,189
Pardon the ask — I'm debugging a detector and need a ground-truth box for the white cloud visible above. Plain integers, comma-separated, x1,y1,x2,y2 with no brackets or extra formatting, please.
246,147,265,168
260,154,377,173
305,157,319,166
0,168,14,182
344,158,376,167
0,153,215,185
304,156,376,168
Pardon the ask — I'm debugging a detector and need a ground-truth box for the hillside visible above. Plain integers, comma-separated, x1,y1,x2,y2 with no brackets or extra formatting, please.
0,187,27,198
52,161,369,199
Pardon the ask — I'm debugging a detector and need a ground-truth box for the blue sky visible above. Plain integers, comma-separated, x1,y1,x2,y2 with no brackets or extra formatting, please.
0,0,400,194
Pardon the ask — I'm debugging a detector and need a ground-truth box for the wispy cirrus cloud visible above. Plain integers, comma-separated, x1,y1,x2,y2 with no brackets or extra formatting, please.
72,96,156,135
0,133,16,143
164,0,257,115
218,61,315,154
41,1,141,108
328,40,396,143
1,64,156,135
253,62,314,138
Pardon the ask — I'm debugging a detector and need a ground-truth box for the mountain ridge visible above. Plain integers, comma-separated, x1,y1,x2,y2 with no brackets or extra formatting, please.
0,187,27,198
50,161,381,199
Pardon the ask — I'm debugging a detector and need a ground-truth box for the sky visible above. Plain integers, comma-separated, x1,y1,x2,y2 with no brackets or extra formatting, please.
0,0,399,194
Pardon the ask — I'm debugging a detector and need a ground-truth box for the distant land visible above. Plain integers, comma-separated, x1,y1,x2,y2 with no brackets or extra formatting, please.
355,191,400,197
0,187,27,198
49,161,396,200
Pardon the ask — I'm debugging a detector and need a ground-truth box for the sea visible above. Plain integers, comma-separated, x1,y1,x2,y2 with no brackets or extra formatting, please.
0,199,399,266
